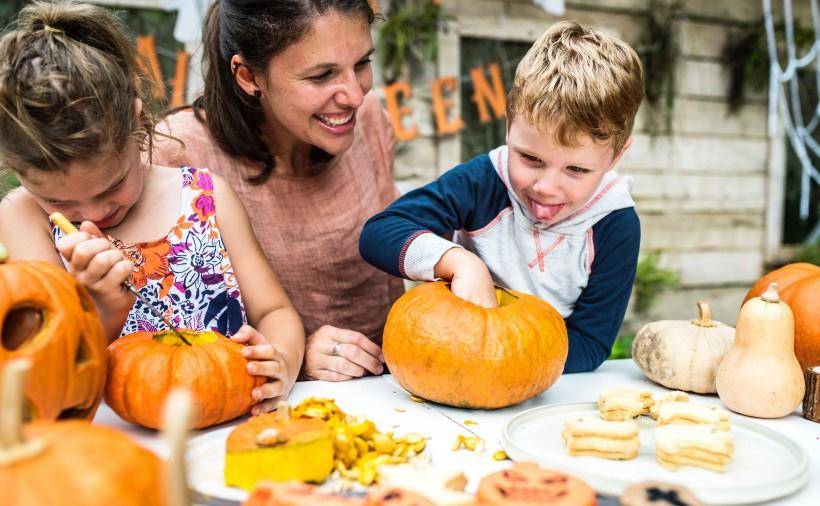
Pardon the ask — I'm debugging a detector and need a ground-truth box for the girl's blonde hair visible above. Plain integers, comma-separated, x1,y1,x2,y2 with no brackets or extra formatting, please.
0,0,152,174
507,21,644,153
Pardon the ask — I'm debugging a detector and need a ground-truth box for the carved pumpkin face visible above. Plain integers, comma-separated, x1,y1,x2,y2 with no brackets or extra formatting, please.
242,483,363,506
476,462,596,506
365,488,434,506
0,259,107,420
383,282,568,409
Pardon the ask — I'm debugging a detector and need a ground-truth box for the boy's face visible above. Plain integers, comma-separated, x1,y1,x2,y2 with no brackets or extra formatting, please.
506,115,631,225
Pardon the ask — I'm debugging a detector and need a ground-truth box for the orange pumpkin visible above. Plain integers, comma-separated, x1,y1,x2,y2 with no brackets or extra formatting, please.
0,250,107,421
0,360,164,506
476,462,596,506
105,329,263,429
744,263,820,369
383,282,568,409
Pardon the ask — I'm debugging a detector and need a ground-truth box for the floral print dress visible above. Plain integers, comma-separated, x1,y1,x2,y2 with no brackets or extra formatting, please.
53,167,246,337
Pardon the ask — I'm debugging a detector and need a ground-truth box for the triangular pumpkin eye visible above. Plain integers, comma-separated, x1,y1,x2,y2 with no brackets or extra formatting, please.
74,333,92,366
1,307,44,351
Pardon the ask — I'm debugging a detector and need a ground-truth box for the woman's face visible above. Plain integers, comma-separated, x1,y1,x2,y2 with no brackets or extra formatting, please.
259,9,374,156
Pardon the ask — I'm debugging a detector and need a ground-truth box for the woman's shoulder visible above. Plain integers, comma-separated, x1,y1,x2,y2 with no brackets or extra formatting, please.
153,108,225,170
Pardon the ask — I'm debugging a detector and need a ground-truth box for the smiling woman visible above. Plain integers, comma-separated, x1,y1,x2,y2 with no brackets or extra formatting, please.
154,0,404,383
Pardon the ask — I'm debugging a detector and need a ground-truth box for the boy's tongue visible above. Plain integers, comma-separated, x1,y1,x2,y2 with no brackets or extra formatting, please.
531,200,565,221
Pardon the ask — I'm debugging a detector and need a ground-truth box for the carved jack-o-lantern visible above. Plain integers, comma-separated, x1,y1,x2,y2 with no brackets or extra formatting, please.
477,462,596,506
0,246,107,421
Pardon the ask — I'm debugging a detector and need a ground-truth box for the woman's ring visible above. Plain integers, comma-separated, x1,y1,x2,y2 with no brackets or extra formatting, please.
331,343,341,357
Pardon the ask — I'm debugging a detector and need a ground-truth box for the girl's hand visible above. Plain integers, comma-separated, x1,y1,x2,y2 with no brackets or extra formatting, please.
55,221,133,304
437,248,498,309
232,324,296,415
303,325,384,381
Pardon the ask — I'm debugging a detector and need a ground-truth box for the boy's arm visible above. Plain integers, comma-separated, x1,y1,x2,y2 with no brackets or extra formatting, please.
360,154,509,281
563,208,641,373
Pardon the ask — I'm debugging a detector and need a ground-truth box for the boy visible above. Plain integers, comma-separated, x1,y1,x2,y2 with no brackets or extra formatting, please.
360,21,644,373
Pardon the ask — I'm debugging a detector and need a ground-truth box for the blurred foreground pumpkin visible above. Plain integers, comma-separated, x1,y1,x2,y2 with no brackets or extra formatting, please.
383,282,567,408
744,263,820,369
0,360,164,505
105,329,263,429
0,245,107,420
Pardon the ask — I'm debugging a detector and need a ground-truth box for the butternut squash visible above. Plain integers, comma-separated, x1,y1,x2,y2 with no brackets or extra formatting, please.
716,283,805,418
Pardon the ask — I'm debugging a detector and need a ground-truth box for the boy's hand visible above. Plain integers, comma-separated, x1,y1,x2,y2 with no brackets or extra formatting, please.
435,248,498,309
55,221,133,304
232,324,296,415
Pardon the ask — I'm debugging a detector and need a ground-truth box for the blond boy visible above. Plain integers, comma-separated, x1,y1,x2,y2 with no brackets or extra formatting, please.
360,21,644,372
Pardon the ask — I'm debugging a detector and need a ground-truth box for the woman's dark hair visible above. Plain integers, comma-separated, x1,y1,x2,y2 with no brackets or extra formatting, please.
197,0,376,184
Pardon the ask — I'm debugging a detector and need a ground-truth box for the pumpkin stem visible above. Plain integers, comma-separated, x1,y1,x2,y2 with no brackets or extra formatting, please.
162,389,192,506
0,359,44,465
276,401,290,422
692,301,717,327
0,242,7,263
761,282,781,303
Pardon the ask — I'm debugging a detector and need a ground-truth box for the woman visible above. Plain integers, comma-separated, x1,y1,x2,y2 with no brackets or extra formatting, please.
155,0,404,381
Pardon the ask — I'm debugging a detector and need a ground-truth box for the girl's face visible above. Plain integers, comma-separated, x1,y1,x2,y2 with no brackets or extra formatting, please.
18,138,146,230
258,9,374,156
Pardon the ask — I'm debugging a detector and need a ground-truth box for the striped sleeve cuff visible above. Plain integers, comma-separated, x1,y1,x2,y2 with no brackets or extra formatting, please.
400,231,462,281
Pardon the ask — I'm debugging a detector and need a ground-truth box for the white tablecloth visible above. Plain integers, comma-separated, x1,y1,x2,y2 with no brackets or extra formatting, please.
94,359,819,505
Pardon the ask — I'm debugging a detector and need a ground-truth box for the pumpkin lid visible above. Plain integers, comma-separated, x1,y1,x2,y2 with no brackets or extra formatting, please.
226,412,331,453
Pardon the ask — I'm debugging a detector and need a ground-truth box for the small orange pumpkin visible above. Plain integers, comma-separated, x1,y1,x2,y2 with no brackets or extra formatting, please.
744,263,820,369
476,462,596,506
0,360,164,506
383,282,568,409
105,329,263,429
0,247,107,421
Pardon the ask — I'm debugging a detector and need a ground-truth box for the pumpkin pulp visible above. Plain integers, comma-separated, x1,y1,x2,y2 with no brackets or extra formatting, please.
153,329,218,346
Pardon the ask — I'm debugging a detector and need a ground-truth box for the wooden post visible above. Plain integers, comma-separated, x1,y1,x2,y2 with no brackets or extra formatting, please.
803,367,819,423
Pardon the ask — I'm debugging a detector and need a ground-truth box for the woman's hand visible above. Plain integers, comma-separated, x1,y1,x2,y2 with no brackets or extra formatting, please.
232,324,297,415
435,248,498,309
303,325,384,381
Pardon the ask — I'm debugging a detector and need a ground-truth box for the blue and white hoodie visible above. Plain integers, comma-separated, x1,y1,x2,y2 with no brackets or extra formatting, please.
360,146,640,373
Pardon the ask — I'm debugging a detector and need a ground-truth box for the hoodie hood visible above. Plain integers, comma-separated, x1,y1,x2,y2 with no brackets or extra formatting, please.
489,145,635,236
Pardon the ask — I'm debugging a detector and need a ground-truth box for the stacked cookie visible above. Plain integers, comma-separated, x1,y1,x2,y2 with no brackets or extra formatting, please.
562,417,640,460
562,388,735,472
654,400,733,471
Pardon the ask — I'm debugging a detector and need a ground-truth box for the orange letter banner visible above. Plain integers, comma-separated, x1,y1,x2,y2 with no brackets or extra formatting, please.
136,35,166,100
170,50,189,108
469,62,506,123
383,81,420,142
431,75,464,136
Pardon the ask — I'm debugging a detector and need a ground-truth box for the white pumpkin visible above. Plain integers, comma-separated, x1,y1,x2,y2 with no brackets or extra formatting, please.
632,301,735,394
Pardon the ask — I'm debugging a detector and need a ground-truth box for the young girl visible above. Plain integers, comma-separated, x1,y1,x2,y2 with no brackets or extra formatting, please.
0,0,303,415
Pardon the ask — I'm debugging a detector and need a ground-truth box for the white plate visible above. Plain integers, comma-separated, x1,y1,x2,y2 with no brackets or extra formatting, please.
187,427,246,505
501,402,809,505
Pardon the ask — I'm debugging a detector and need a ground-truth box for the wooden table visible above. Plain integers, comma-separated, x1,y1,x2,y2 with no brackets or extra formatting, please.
94,359,818,505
